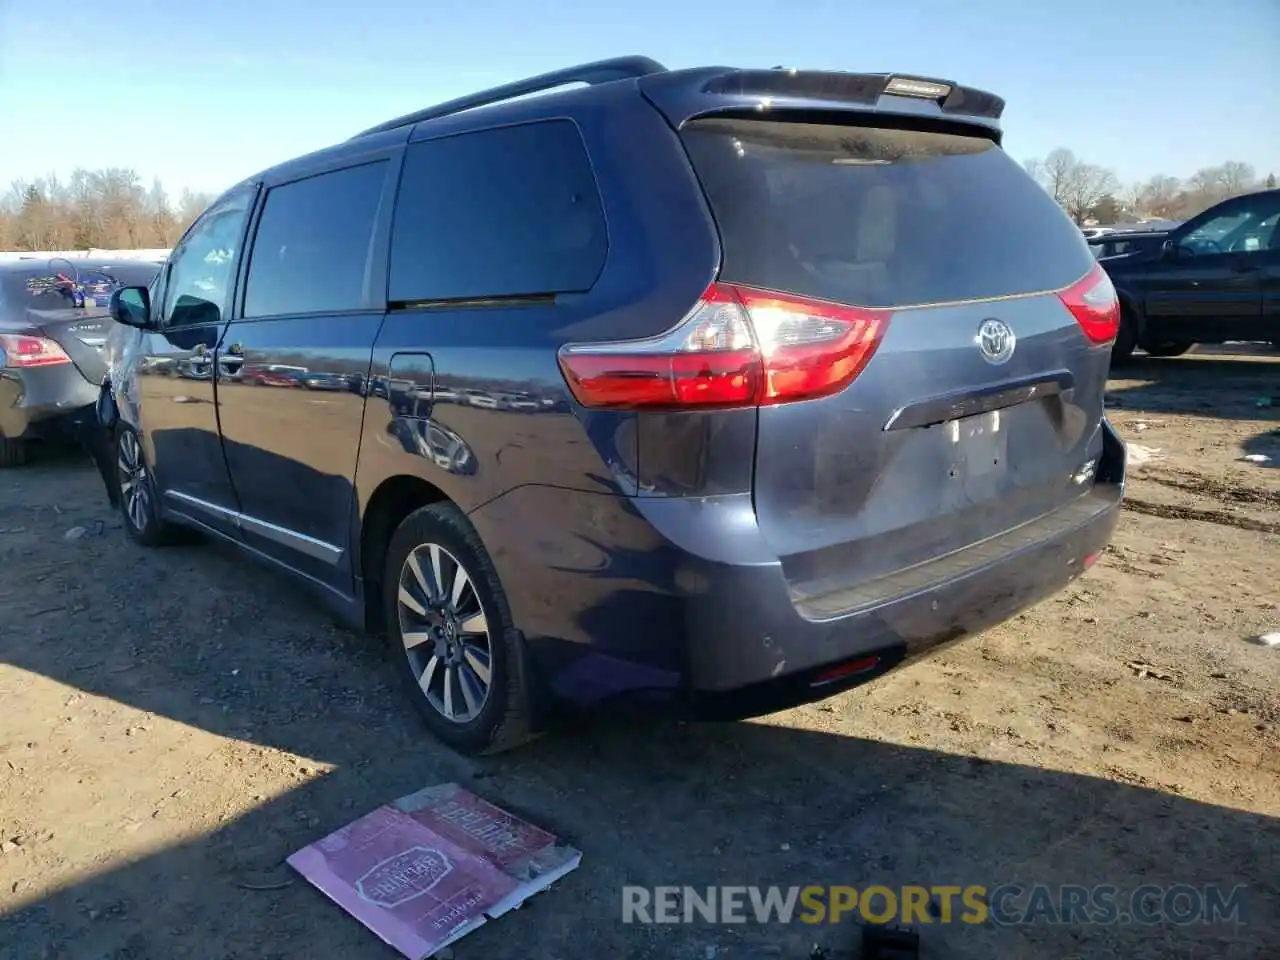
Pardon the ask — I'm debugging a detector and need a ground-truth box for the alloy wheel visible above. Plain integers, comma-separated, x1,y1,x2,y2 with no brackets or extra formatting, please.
117,431,150,532
397,542,493,724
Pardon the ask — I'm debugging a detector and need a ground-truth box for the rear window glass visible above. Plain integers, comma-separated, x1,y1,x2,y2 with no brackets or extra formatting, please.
681,118,1094,309
2,262,160,311
389,120,607,303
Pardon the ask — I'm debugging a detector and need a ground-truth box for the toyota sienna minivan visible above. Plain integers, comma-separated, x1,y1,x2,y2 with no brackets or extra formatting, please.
97,58,1126,754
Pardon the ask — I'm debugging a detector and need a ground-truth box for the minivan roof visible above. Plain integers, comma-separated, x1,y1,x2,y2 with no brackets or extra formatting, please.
223,58,1007,205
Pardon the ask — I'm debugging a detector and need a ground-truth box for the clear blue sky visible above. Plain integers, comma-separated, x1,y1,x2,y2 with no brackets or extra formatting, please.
1,0,1276,197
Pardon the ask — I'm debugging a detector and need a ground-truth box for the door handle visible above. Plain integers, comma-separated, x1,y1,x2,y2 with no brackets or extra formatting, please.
226,343,244,356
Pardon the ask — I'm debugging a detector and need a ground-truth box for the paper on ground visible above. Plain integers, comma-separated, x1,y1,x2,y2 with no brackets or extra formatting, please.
288,783,581,958
1125,443,1164,467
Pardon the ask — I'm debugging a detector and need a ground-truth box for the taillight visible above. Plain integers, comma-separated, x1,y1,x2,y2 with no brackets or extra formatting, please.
557,283,891,410
0,334,73,368
1058,264,1120,345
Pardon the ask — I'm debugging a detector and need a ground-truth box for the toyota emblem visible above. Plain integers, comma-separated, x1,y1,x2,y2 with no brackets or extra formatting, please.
976,319,1015,365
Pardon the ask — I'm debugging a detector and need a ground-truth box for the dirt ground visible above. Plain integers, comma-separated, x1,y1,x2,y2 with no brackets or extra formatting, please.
1,347,1278,960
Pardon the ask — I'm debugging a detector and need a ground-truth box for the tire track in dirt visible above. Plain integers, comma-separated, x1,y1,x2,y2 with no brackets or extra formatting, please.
1138,470,1280,508
1121,497,1280,535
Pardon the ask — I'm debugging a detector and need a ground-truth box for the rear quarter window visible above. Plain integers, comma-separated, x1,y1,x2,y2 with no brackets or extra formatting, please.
681,118,1095,309
388,120,607,303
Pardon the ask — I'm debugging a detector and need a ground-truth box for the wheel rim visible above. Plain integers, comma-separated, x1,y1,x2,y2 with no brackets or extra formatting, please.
397,542,493,724
117,431,150,532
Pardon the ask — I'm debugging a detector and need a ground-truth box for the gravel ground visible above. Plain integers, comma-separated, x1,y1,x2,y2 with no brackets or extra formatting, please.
1,347,1278,960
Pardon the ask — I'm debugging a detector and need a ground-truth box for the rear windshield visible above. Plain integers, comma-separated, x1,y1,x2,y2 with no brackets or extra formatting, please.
681,118,1094,310
2,262,160,312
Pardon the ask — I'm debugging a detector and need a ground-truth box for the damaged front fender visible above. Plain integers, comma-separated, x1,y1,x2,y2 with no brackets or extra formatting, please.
89,323,147,508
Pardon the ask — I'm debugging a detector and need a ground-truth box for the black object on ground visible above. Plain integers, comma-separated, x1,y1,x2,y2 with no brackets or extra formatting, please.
861,925,921,960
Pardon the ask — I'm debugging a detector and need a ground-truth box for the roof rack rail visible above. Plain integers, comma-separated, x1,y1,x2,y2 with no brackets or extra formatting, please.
352,55,668,139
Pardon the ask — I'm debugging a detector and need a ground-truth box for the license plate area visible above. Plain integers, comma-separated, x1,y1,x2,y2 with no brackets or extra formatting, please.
947,410,1006,479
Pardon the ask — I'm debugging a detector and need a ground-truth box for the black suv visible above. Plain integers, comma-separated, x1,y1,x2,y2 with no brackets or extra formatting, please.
1102,188,1280,361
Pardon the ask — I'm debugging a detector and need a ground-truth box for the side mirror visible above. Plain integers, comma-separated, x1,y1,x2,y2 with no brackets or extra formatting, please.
1160,239,1180,260
109,286,153,330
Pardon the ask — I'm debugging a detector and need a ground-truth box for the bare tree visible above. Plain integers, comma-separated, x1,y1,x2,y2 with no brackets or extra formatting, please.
1063,164,1120,223
1180,162,1258,215
0,170,214,251
177,189,214,233
1133,174,1182,219
146,178,177,244
1026,148,1120,223
1025,148,1260,225
1218,161,1256,195
1040,148,1079,206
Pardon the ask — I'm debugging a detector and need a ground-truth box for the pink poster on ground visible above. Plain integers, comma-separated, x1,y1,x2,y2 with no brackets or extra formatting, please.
287,783,581,958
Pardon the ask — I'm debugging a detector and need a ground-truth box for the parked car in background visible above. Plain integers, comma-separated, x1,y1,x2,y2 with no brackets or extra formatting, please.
96,58,1124,754
1088,229,1171,261
1100,188,1280,361
244,363,307,387
298,370,351,391
0,258,161,466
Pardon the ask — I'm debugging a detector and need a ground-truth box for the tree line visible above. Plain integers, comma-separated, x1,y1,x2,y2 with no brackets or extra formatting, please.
1,154,1275,253
0,169,213,252
1023,149,1275,225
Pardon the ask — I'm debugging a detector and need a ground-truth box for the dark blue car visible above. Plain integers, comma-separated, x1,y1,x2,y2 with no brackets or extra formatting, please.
98,59,1125,754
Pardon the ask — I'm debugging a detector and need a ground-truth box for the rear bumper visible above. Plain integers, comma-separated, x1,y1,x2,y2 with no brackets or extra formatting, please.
470,419,1125,709
0,363,100,440
685,481,1119,699
681,418,1125,696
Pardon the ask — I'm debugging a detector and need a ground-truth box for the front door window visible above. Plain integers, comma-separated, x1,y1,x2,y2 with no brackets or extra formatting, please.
161,191,253,329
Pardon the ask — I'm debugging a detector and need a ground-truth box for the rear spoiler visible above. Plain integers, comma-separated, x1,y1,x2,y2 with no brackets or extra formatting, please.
641,67,1005,138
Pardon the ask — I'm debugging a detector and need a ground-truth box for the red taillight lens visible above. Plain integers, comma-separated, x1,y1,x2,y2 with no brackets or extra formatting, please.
557,283,891,411
0,334,73,368
811,655,880,686
1058,264,1120,345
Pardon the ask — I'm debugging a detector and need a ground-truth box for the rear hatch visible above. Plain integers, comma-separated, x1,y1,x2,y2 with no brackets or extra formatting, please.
680,117,1113,613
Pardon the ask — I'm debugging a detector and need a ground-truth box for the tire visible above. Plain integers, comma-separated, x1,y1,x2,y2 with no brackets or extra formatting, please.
0,437,29,468
1142,341,1194,358
1109,309,1138,366
115,424,185,546
383,502,534,755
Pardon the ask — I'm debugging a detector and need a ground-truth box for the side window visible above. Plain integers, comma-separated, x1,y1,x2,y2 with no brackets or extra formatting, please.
162,191,253,328
243,161,387,318
1177,198,1280,258
1252,211,1280,251
389,120,607,303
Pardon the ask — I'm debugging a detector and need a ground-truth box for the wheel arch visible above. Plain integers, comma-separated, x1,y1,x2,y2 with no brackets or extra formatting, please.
1117,288,1145,337
357,474,451,631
